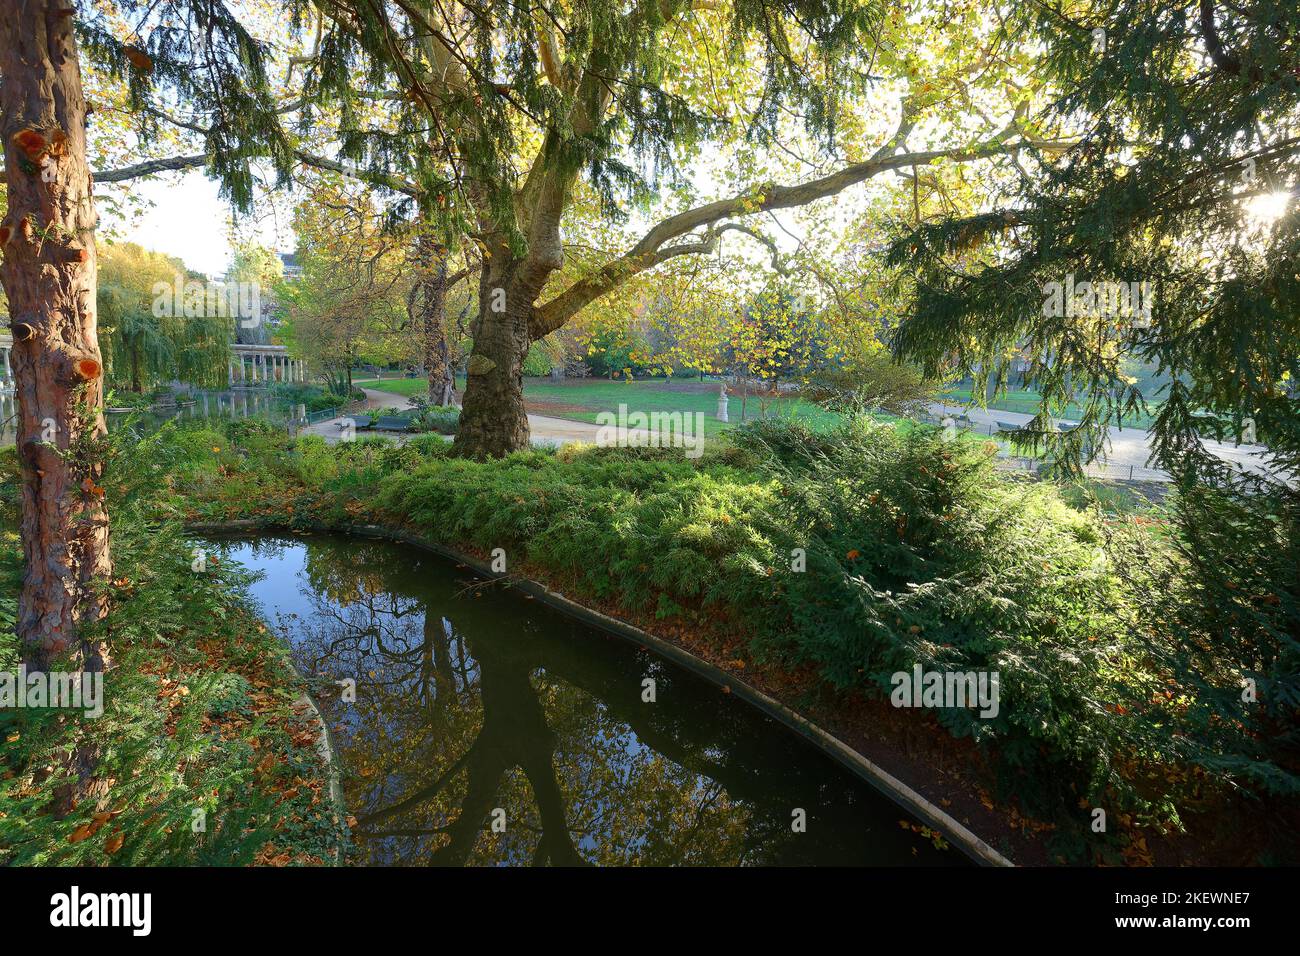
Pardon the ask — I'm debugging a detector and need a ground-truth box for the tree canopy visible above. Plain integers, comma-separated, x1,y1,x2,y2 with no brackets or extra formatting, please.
889,0,1300,485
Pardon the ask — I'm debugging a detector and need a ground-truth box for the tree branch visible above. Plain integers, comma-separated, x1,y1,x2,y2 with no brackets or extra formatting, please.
530,113,1027,339
92,154,209,182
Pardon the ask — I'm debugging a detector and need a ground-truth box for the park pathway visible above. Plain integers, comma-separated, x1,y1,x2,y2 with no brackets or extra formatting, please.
927,401,1279,481
302,387,395,441
304,387,652,448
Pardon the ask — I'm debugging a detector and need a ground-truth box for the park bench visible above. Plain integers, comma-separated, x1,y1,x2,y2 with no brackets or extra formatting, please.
373,416,414,432
338,416,372,431
995,420,1021,432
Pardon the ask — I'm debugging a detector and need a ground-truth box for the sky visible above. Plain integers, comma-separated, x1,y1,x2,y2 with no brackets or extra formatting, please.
100,170,296,279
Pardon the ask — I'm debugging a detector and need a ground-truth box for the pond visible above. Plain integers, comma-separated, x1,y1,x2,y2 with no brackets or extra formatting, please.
0,389,310,448
202,532,968,867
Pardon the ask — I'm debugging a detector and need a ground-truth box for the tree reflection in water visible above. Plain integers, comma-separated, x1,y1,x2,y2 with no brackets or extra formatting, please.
208,534,963,867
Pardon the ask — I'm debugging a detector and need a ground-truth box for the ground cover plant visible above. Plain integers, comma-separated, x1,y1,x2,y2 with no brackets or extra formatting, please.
0,434,347,866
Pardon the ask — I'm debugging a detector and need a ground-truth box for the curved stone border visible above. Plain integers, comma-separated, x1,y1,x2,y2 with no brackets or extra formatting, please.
187,517,1015,868
290,686,347,866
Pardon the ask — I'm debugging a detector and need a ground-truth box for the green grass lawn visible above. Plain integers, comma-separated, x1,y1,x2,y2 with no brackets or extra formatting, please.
358,375,1164,435
353,376,428,398
357,376,844,438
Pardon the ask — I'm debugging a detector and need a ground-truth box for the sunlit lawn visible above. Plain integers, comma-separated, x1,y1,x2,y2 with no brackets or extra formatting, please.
358,375,1164,435
357,376,845,437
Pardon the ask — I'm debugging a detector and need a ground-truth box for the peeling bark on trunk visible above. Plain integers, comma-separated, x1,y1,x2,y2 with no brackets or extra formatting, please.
452,262,532,458
0,0,112,674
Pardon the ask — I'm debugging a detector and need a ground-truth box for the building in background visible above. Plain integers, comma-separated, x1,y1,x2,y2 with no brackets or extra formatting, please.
0,324,12,393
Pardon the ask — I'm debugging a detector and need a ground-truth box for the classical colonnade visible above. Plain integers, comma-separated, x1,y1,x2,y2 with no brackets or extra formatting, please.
0,336,306,393
0,331,12,393
229,344,306,387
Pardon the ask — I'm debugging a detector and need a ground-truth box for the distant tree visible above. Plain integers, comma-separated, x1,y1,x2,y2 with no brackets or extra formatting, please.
277,189,412,395
225,243,284,345
293,0,1047,457
805,351,939,419
98,242,230,392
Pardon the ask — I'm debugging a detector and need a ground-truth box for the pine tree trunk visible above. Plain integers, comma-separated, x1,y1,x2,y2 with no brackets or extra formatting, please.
453,264,531,458
0,0,112,674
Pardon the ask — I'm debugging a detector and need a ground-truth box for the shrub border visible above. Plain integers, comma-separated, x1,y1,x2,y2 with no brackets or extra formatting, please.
186,517,1014,868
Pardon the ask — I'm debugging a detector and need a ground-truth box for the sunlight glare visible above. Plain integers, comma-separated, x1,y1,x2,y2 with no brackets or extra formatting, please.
1244,190,1293,227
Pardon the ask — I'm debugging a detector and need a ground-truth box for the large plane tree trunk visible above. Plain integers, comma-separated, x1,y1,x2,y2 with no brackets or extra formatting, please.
452,259,532,458
0,0,112,674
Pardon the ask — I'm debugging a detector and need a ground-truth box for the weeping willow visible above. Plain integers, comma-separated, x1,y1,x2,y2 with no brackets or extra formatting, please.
98,243,231,392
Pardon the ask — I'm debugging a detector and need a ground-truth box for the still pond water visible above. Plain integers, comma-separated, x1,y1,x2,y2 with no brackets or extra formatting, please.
205,533,966,867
